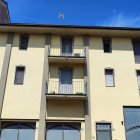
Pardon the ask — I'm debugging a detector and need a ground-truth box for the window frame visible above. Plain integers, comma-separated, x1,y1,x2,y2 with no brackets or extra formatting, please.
60,36,74,56
104,68,115,87
136,70,140,94
123,106,140,140
132,40,140,64
19,35,29,50
46,122,81,140
96,123,112,140
14,66,25,85
0,122,36,140
59,67,73,94
103,38,112,53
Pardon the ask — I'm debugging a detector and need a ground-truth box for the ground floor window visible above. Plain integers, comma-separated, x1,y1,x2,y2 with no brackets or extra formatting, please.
124,107,140,140
96,123,112,140
46,123,80,140
0,122,35,140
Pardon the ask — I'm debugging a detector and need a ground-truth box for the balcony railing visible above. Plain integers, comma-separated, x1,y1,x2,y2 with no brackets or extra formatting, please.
46,80,86,95
48,45,86,57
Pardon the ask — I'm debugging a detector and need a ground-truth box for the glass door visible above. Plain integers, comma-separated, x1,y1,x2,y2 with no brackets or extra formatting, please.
59,69,72,94
124,107,140,140
61,38,72,56
46,124,80,140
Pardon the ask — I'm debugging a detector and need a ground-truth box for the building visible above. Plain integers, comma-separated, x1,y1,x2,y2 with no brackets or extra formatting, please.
0,23,140,140
0,0,10,23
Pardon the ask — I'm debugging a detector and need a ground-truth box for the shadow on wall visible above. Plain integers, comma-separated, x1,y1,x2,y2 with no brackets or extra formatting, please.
13,34,45,48
49,64,84,79
47,100,85,118
90,37,133,51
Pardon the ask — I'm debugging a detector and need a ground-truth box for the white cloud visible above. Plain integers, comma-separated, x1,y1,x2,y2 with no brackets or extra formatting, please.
98,13,140,27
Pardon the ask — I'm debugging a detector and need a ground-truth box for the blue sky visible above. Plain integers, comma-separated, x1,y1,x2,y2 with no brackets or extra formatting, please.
8,0,140,27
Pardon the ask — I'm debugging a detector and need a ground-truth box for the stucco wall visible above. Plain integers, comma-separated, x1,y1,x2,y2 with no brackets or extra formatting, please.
47,100,85,120
0,34,6,78
48,64,84,94
1,34,45,119
50,35,84,56
89,36,139,140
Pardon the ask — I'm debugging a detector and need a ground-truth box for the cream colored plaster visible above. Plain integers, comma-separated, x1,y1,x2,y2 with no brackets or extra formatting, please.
48,64,84,94
1,34,45,119
50,35,84,56
89,37,140,140
46,100,85,120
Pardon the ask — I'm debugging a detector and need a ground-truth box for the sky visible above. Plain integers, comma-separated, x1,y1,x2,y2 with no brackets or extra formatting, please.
7,0,140,27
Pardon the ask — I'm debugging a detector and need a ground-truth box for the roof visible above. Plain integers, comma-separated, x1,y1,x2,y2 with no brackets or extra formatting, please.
0,23,140,30
0,23,140,37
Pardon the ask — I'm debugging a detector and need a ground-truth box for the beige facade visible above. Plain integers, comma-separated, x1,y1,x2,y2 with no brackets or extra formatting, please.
0,24,140,140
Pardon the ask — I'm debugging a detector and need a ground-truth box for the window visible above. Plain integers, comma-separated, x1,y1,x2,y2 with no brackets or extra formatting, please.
14,66,25,85
136,70,140,94
61,37,73,56
0,122,35,140
96,123,112,140
103,38,112,53
133,41,140,63
105,69,115,87
46,123,80,140
124,107,140,140
19,35,29,50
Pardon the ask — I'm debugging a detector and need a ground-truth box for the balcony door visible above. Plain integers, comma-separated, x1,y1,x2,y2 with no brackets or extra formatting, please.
59,69,72,94
61,38,73,56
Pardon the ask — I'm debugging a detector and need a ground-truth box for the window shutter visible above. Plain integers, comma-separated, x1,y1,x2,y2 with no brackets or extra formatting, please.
62,38,72,55
16,70,24,84
136,70,140,93
137,74,140,88
15,67,25,84
19,35,29,50
103,38,112,53
105,69,114,86
1,123,35,140
96,124,111,140
133,41,140,63
19,124,35,140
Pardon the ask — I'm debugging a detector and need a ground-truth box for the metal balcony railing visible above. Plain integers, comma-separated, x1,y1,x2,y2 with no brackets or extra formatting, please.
48,45,86,57
46,80,86,95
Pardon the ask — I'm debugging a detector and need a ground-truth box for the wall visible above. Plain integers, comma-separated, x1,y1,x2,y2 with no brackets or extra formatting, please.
48,64,84,94
47,99,85,120
1,33,86,139
50,35,84,56
1,34,45,119
89,36,139,140
0,33,6,78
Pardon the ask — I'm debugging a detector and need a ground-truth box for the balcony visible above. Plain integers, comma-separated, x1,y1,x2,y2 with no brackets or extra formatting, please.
48,45,86,64
46,80,87,100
